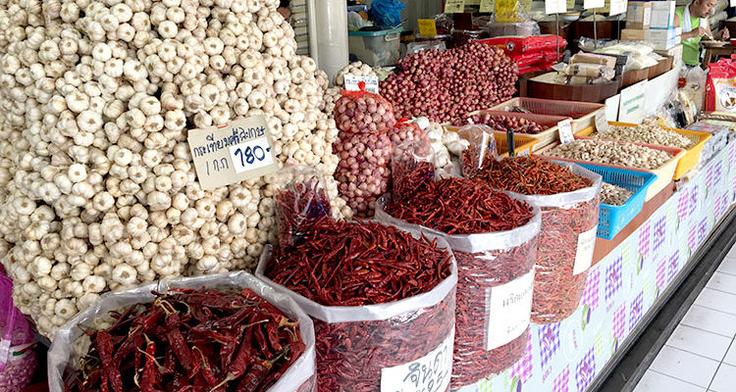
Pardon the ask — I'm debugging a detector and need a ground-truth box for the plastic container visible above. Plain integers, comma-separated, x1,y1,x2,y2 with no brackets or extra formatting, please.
49,272,317,392
0,267,37,392
454,110,572,151
489,97,605,133
576,163,657,240
374,196,541,388
348,28,402,66
576,122,711,181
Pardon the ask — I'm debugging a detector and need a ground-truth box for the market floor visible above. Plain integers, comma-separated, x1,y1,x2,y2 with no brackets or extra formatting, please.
633,244,736,392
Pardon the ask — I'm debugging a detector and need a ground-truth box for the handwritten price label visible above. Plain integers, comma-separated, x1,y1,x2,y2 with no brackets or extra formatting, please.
595,110,609,133
380,329,454,392
417,19,438,37
545,0,567,14
479,0,495,12
444,0,465,13
584,0,605,9
558,119,575,144
188,115,278,190
574,226,598,275
344,74,379,94
485,270,534,350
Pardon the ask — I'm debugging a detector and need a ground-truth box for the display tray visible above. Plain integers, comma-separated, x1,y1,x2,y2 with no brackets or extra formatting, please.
576,163,657,240
488,97,605,133
520,71,621,103
493,132,539,157
537,141,685,201
648,56,673,80
621,67,651,88
448,110,571,151
576,122,712,180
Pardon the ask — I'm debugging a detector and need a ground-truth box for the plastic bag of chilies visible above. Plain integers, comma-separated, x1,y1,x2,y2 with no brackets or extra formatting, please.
48,272,317,392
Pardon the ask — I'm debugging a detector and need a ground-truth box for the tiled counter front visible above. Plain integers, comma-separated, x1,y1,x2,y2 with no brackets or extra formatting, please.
460,142,736,392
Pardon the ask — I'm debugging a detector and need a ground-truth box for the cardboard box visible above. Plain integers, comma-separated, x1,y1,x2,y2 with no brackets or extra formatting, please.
650,1,676,29
626,2,652,30
621,27,681,50
656,44,684,68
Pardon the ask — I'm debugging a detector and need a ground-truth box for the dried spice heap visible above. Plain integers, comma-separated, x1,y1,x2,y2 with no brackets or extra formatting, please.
478,156,592,195
265,219,455,391
64,289,306,392
385,177,534,235
462,113,546,135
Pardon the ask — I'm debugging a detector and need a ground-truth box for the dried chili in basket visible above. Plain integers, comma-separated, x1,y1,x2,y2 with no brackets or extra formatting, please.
63,288,307,392
263,219,456,392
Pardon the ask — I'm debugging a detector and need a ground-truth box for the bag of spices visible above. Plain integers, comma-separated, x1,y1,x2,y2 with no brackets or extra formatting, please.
273,167,333,251
257,220,458,392
389,118,425,147
376,193,541,388
391,137,436,201
471,157,602,324
48,272,316,392
0,266,37,392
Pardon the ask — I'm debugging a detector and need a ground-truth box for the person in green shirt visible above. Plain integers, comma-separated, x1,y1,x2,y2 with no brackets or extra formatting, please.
676,0,730,66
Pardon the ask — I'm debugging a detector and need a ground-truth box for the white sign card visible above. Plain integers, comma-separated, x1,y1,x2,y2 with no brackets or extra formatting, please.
545,0,567,14
188,116,278,190
574,226,598,275
558,119,575,144
485,271,535,350
618,80,648,124
380,328,454,392
595,110,610,133
344,74,380,94
584,0,605,9
609,0,628,16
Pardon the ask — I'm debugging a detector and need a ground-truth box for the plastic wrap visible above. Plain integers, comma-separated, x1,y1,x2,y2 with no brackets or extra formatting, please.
390,119,425,147
484,21,540,37
274,167,333,250
504,162,602,324
570,53,617,68
562,63,615,79
333,131,391,217
391,138,436,201
0,267,36,392
256,244,458,392
48,272,316,392
375,195,541,388
368,0,405,28
457,124,498,178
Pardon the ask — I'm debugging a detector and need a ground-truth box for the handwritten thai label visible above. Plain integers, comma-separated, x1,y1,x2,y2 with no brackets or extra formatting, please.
595,110,609,133
380,328,454,392
485,270,534,350
444,0,465,13
480,0,495,12
545,0,567,14
584,0,604,9
188,115,278,190
574,226,598,275
558,119,574,144
609,0,627,16
417,19,438,37
344,74,379,94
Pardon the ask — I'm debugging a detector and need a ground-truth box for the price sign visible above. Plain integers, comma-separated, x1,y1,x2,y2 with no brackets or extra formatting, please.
188,115,278,190
380,329,454,392
344,74,379,94
545,0,567,14
558,119,575,144
584,0,605,9
609,0,627,16
480,0,495,13
573,226,598,275
444,0,465,13
417,19,438,37
595,110,609,133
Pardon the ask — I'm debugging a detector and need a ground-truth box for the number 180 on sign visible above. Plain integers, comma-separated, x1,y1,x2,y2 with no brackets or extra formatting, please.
229,139,275,174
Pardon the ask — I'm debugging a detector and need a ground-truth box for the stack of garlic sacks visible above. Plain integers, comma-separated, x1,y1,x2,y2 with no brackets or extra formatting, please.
0,0,350,337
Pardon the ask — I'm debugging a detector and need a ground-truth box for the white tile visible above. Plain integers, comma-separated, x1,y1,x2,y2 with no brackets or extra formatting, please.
666,325,732,361
706,272,736,294
695,288,736,315
634,371,705,392
709,364,736,392
717,257,736,276
650,346,720,387
723,343,736,366
680,305,736,337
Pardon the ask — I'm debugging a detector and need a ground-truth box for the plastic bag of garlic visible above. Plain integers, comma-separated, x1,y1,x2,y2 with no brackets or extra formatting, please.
0,0,351,337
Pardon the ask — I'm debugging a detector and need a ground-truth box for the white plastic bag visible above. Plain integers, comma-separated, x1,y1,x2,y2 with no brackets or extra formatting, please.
48,271,316,392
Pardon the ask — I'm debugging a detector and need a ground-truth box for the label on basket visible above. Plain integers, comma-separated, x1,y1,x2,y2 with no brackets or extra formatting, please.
574,226,598,275
188,115,278,190
558,119,575,144
595,110,609,133
444,0,465,13
480,0,495,13
485,270,535,351
380,328,454,392
344,74,379,94
417,19,438,37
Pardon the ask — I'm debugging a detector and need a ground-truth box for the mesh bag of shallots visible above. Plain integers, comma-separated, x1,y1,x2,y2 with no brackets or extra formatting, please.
48,272,316,392
257,224,458,392
375,196,541,388
503,161,602,324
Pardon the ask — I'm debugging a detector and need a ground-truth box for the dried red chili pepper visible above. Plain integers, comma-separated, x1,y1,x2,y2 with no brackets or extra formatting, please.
260,218,457,392
274,169,333,251
475,156,592,195
63,287,311,392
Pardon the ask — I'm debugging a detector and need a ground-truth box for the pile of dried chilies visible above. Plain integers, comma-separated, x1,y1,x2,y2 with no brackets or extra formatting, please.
469,156,601,324
62,288,308,392
261,201,457,391
274,170,333,251
379,149,540,389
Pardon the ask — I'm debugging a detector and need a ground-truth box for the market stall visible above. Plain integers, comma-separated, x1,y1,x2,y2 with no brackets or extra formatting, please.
3,0,736,392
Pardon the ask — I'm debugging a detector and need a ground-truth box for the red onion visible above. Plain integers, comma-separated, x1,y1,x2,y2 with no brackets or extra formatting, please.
333,92,397,134
382,42,518,124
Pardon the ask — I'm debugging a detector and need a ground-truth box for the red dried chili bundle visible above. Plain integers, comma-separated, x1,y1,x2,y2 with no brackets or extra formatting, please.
532,198,600,323
63,288,306,392
266,218,452,305
386,177,534,235
462,113,545,135
476,156,592,195
391,138,436,202
264,219,456,391
274,176,332,250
